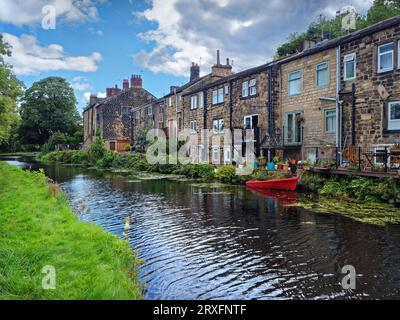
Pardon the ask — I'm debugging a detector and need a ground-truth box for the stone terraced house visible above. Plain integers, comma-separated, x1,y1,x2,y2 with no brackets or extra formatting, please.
84,16,400,166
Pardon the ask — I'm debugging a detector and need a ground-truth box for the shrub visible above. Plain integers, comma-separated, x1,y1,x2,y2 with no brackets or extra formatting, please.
96,151,117,168
87,138,106,164
215,165,240,184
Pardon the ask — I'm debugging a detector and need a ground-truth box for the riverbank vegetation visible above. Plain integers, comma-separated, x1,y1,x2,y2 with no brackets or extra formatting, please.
0,162,142,300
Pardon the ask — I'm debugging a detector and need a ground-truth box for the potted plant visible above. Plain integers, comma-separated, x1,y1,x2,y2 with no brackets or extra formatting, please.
258,156,266,167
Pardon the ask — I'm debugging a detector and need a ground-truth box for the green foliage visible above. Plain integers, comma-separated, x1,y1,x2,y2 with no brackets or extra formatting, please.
0,34,24,149
275,2,399,58
19,77,80,145
302,172,400,207
174,163,216,180
214,165,247,184
0,162,142,299
87,138,107,164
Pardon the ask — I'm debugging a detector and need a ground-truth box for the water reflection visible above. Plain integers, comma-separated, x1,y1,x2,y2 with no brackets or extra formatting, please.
2,156,400,300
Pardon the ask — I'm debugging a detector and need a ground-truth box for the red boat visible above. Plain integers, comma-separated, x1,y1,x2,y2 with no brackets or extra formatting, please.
246,177,300,191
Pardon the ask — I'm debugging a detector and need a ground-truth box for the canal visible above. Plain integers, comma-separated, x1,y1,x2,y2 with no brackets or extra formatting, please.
2,155,400,299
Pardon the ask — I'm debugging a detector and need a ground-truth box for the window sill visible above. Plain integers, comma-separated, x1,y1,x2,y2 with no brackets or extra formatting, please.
377,69,394,75
212,102,224,106
240,94,259,100
383,129,400,134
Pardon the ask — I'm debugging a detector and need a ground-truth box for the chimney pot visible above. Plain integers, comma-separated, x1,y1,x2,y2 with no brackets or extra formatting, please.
226,58,230,66
217,50,220,65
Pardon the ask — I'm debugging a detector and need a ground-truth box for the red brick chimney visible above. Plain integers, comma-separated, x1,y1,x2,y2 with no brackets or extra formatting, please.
123,79,130,90
89,94,98,106
106,85,121,97
130,75,142,88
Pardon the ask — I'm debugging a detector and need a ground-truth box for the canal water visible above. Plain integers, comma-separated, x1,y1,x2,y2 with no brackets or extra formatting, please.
2,155,400,300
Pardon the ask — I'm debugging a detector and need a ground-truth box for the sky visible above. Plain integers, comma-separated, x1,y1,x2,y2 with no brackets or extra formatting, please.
0,0,374,114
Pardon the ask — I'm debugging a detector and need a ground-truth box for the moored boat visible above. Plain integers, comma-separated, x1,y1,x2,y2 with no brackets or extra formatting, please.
246,177,300,191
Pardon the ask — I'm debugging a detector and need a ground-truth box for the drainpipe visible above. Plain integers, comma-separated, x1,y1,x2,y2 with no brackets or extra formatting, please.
336,45,342,165
268,66,274,162
229,79,234,155
351,83,356,145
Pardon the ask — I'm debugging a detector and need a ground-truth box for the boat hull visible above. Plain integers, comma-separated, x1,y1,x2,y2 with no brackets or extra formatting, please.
246,177,299,191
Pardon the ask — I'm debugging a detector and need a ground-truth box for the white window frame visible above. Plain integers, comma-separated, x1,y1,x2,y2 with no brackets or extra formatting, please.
288,70,302,96
378,42,394,73
199,92,204,108
324,108,336,134
213,119,224,134
212,88,224,105
249,79,257,96
190,95,198,110
344,53,356,81
388,101,400,131
316,62,329,87
374,146,391,165
224,147,231,164
242,81,249,97
121,106,132,116
212,147,220,164
224,84,230,95
147,106,152,116
168,96,172,107
243,114,258,129
190,120,197,131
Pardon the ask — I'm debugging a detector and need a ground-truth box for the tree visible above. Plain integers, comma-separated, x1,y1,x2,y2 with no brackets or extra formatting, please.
19,77,80,145
0,34,24,149
275,1,400,59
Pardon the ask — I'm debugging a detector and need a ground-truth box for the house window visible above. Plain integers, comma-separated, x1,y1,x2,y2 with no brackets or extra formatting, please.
344,53,356,81
213,119,224,134
244,115,259,129
212,88,224,105
388,101,400,130
199,92,204,108
242,81,248,97
285,111,303,145
121,106,132,116
212,147,220,164
224,84,230,95
325,109,336,133
190,95,198,109
316,62,329,87
168,97,172,107
109,141,116,151
147,106,152,116
288,71,302,96
374,146,391,165
378,43,394,73
224,148,231,164
249,79,257,96
135,111,140,120
190,120,197,131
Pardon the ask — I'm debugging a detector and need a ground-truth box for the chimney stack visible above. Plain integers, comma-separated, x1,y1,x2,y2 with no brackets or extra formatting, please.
212,50,232,78
190,62,200,82
123,79,130,90
131,74,142,88
106,85,121,97
217,49,221,65
89,94,98,106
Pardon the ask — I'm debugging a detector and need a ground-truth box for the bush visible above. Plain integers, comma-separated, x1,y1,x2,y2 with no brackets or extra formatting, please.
87,138,106,164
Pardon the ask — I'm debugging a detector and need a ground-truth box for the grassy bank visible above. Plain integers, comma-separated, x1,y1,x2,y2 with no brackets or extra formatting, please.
0,162,142,300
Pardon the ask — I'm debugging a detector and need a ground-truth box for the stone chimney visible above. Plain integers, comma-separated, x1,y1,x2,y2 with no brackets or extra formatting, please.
123,79,130,90
131,74,142,88
106,85,121,97
89,94,98,106
211,50,232,78
190,62,200,82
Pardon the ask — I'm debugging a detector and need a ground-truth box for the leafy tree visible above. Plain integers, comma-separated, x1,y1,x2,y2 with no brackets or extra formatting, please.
0,34,24,149
275,1,400,59
19,77,80,145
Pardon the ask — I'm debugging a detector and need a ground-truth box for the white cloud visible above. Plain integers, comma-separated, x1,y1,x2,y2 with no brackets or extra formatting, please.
71,76,93,91
134,0,374,77
83,91,106,104
0,0,107,26
2,32,102,76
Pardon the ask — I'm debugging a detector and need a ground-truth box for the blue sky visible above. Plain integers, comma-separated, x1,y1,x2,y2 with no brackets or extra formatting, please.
0,0,374,113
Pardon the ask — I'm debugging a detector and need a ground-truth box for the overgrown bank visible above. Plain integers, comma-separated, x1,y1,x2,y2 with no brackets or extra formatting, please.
38,139,400,213
0,162,142,300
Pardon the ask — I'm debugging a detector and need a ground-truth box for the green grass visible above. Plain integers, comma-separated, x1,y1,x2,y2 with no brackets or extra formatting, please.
0,162,142,300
